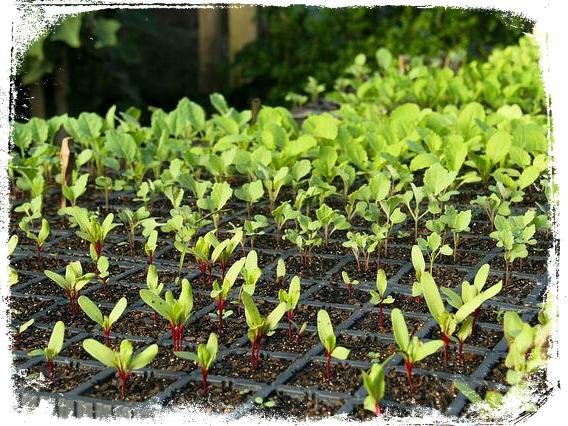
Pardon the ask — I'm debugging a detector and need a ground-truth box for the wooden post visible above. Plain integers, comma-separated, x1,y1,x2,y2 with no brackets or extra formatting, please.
198,8,224,93
228,6,257,62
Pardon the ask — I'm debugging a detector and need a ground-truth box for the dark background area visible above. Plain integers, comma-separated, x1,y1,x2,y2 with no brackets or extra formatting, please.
12,6,533,122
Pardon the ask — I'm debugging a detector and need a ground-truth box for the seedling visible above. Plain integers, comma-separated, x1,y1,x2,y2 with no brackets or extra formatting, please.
378,195,406,255
271,202,300,241
18,217,49,267
421,271,502,361
254,397,277,408
78,296,127,346
471,193,510,229
341,271,360,300
8,234,19,285
240,250,262,297
140,279,194,351
342,231,377,272
257,166,289,211
315,203,351,245
235,180,264,217
45,262,95,316
417,232,453,274
117,206,152,255
369,269,395,331
391,308,443,393
362,356,394,416
62,173,88,207
191,231,217,285
210,257,245,330
440,206,472,262
144,230,158,265
83,339,158,399
410,245,426,300
197,181,232,229
402,183,429,240
241,292,287,368
12,318,34,348
278,275,301,340
96,255,110,289
175,333,218,395
276,258,286,287
211,230,242,280
145,264,164,322
28,321,64,381
453,379,504,415
317,309,350,381
285,216,323,266
243,214,269,251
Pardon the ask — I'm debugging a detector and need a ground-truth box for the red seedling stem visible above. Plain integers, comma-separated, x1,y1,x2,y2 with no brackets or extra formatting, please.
442,333,450,363
169,323,184,351
325,350,332,381
472,307,480,331
149,252,154,265
219,261,227,282
216,297,225,330
36,244,43,269
251,336,263,369
378,303,384,331
404,359,414,394
374,403,382,417
65,290,79,317
103,328,111,347
201,367,209,395
287,310,294,340
94,241,103,260
47,359,54,381
118,370,130,399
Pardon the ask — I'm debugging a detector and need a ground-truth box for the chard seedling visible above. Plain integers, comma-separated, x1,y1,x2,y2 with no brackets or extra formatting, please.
341,271,360,300
62,207,118,261
315,204,351,245
276,258,286,287
191,231,217,285
45,262,95,316
96,255,110,289
391,308,443,392
278,275,301,340
242,292,287,368
417,232,453,273
410,245,426,300
18,217,49,267
175,333,218,395
421,271,502,361
83,339,158,399
62,173,88,207
235,180,264,217
13,318,34,348
210,258,245,329
240,250,262,297
145,264,164,322
117,206,152,255
361,356,394,416
8,234,19,285
144,230,158,265
211,230,242,280
140,279,194,351
317,309,350,381
78,296,127,346
272,202,299,241
453,379,504,415
342,231,377,272
28,321,64,381
369,269,395,331
196,181,232,229
243,214,269,251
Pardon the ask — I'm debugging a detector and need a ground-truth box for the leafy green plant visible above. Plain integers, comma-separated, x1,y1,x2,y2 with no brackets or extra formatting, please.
175,333,218,395
369,269,395,331
241,292,287,368
258,166,289,211
341,271,360,300
235,180,264,217
417,232,453,274
117,206,152,255
276,257,286,287
278,275,302,340
144,229,158,265
78,296,127,346
211,230,243,280
197,181,233,229
317,309,350,381
62,173,88,207
240,250,262,297
95,255,110,290
243,214,269,251
342,231,377,272
82,339,158,399
210,257,245,330
361,356,394,416
271,202,300,241
453,379,504,416
471,193,510,229
28,321,64,381
44,261,95,316
145,264,164,323
379,195,407,255
8,234,19,286
402,183,429,240
18,217,49,267
391,308,443,392
315,203,351,245
284,215,323,266
254,396,277,409
440,206,472,262
191,231,217,285
140,278,194,350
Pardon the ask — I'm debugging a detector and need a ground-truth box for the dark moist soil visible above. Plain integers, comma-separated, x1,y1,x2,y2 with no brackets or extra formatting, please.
251,391,343,420
350,404,412,421
389,294,431,314
287,361,362,395
150,346,197,372
11,326,56,352
487,359,508,385
416,350,484,375
126,267,187,285
310,284,370,305
13,363,97,393
431,326,502,349
434,250,483,266
112,310,168,339
488,257,548,276
290,304,353,327
253,278,295,299
6,296,53,322
38,304,96,332
313,240,351,256
84,373,174,402
385,370,457,412
211,353,292,383
340,335,398,362
285,256,339,279
167,381,252,413
459,236,496,252
487,275,538,305
351,310,427,335
60,338,145,360
12,255,75,274
332,260,402,283
240,233,294,251
383,245,413,261
262,328,318,354
19,279,64,297
185,305,247,347
469,220,494,236
84,284,143,304
399,266,465,288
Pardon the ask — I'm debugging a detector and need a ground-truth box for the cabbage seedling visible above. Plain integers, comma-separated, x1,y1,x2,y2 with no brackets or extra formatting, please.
243,214,269,251
271,202,299,241
78,296,127,346
417,232,453,274
210,257,245,330
258,166,289,211
140,279,194,351
278,276,301,340
369,269,395,331
378,195,406,256
235,180,264,217
242,292,287,368
175,333,218,395
315,204,351,245
28,321,65,381
18,217,49,267
83,339,158,399
62,173,88,207
117,206,152,255
391,308,443,392
342,231,377,272
317,309,350,381
45,262,95,316
341,271,360,300
362,355,394,416
197,181,233,229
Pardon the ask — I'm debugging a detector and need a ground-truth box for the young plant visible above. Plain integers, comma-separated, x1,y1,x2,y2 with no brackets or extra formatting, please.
19,217,50,267
78,296,127,346
369,269,395,331
240,250,262,297
342,231,377,272
317,309,350,381
241,292,287,368
197,181,232,229
8,234,19,285
257,166,289,211
278,275,301,340
341,271,360,300
96,255,110,289
235,180,264,217
378,195,407,255
210,257,245,330
117,206,152,255
28,321,64,381
174,333,218,395
12,318,34,348
471,193,510,229
276,258,286,288
82,339,158,399
421,271,502,361
417,232,453,274
62,173,88,207
140,279,194,351
440,206,472,262
361,356,394,417
271,202,300,241
402,183,428,240
44,262,95,316
145,264,164,322
63,207,118,261
211,229,242,280
391,308,443,392
191,231,217,285
144,229,158,265
243,214,269,251
315,203,351,245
